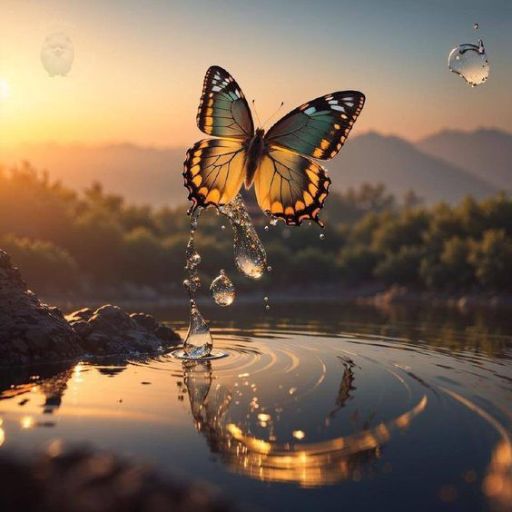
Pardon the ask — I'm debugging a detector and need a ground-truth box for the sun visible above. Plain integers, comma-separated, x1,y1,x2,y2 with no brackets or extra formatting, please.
0,79,10,101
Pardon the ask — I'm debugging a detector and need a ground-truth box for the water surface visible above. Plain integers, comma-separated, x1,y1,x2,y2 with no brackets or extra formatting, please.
1,303,511,512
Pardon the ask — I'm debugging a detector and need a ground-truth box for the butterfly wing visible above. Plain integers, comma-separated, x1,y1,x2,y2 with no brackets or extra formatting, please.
197,66,254,139
265,91,365,160
184,138,247,209
254,145,331,226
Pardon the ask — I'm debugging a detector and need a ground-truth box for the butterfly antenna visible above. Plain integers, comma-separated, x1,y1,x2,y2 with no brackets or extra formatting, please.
252,99,263,128
262,101,285,130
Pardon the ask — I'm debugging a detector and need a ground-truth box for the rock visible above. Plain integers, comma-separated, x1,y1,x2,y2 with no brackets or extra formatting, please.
0,250,83,366
67,305,180,356
1,249,180,364
0,447,237,512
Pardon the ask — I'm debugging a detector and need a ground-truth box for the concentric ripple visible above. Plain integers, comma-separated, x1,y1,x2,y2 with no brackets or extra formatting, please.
0,326,510,510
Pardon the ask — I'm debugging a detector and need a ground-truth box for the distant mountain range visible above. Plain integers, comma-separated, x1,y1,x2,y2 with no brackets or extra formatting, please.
417,128,512,192
1,128,509,206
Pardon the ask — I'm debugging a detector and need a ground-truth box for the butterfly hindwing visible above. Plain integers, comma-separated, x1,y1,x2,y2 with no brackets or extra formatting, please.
254,145,331,226
184,138,247,209
265,91,365,160
197,66,254,139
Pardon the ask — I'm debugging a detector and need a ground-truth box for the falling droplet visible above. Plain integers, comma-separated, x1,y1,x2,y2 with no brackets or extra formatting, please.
183,301,213,359
319,233,325,240
264,296,269,302
264,225,269,231
220,195,267,280
265,304,270,311
221,224,226,230
270,217,278,226
473,22,479,30
210,269,235,306
448,39,489,87
267,266,272,272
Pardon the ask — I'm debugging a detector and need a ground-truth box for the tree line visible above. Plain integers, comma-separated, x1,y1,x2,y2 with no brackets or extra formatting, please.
0,162,511,294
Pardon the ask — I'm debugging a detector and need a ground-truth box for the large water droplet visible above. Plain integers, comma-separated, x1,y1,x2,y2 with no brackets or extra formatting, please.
319,233,325,240
448,39,489,87
220,195,267,280
210,269,235,306
473,22,479,31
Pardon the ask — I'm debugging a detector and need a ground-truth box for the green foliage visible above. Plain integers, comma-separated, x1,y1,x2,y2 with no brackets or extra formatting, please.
374,245,425,285
1,163,511,294
0,234,78,292
469,229,512,290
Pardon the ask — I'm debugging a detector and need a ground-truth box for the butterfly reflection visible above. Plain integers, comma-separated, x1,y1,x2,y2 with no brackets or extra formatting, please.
184,66,365,226
178,359,426,487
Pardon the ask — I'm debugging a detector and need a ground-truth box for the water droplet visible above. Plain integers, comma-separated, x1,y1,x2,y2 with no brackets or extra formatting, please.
221,224,226,230
264,225,269,231
448,39,489,87
264,296,269,302
473,22,479,30
319,233,325,240
41,32,74,77
270,217,278,226
183,302,213,359
265,304,270,311
187,250,201,268
220,195,267,279
210,269,235,306
267,266,272,272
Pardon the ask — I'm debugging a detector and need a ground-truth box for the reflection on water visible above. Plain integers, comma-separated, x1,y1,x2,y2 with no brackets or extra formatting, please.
0,303,511,512
180,357,427,487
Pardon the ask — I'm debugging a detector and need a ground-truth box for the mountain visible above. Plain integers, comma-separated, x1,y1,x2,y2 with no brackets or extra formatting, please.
0,143,187,207
326,132,497,203
417,128,512,192
0,132,499,206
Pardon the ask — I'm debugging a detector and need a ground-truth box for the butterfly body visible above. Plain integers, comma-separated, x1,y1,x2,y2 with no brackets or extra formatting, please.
244,128,266,188
184,66,365,225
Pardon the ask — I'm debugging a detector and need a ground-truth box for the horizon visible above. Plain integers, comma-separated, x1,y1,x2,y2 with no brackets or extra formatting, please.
1,125,510,152
1,0,512,148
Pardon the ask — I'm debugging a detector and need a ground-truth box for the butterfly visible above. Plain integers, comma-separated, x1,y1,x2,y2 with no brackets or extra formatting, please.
183,66,365,226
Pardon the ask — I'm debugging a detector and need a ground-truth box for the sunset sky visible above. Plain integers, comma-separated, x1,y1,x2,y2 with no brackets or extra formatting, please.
1,0,511,148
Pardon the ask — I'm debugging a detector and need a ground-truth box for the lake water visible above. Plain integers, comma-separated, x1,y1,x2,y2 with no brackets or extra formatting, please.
1,303,511,512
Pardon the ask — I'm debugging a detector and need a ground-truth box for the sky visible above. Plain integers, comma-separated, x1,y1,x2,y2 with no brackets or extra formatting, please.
0,0,511,148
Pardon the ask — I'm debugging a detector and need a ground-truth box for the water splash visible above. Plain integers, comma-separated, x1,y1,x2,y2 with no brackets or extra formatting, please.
210,269,235,307
448,39,489,87
220,194,267,280
175,194,267,359
174,208,225,360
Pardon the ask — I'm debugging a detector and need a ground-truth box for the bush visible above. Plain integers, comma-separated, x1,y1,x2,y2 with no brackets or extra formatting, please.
374,246,425,285
1,235,78,292
469,229,512,290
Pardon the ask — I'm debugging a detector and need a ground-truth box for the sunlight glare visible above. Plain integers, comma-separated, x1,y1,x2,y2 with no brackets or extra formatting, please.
0,79,10,101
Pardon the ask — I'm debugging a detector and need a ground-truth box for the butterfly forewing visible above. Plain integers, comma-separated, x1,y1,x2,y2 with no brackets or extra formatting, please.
265,91,365,160
183,138,247,209
254,145,331,226
197,66,254,139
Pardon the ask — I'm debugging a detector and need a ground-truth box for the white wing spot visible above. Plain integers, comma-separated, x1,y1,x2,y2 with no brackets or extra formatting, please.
212,85,221,92
331,105,345,112
304,106,316,115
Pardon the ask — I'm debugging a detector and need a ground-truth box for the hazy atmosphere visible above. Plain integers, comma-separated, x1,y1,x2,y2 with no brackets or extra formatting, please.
1,3,511,512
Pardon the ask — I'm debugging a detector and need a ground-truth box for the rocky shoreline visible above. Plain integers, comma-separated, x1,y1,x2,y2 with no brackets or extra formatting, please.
0,250,180,366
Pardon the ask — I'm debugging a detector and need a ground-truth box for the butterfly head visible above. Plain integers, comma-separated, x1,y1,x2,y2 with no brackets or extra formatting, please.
255,127,265,137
